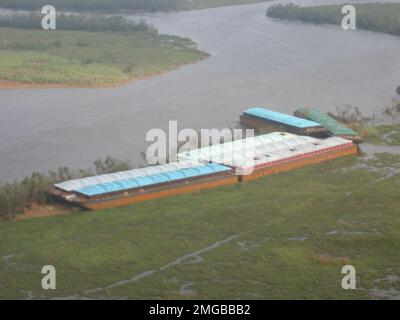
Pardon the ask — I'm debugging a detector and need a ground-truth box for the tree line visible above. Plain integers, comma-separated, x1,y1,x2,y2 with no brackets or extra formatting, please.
0,0,178,11
0,13,155,32
0,157,132,219
267,3,400,37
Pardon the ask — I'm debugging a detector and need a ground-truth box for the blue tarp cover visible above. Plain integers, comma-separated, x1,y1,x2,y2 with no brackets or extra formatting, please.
244,107,321,129
76,163,231,196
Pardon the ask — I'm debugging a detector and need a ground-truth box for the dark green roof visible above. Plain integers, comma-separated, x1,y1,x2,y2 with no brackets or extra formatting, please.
296,108,357,136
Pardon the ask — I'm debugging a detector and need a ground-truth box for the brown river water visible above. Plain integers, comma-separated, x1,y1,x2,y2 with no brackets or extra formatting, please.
0,0,400,181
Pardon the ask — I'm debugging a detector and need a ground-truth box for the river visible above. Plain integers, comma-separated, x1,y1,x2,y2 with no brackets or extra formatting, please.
0,0,400,181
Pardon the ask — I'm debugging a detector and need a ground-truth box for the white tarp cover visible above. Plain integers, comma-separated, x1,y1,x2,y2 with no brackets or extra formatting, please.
178,132,297,163
178,132,352,171
237,136,352,172
54,160,204,192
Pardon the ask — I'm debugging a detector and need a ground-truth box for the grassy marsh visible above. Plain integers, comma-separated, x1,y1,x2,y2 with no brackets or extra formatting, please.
0,27,208,87
0,137,399,299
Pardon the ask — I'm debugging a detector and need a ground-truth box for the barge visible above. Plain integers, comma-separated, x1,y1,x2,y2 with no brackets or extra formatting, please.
53,132,358,211
240,107,328,136
51,161,236,210
179,132,358,181
294,107,363,143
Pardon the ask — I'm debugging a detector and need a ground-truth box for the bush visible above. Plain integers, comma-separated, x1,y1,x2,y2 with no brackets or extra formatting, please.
0,0,178,12
0,13,156,33
267,3,400,37
0,157,132,219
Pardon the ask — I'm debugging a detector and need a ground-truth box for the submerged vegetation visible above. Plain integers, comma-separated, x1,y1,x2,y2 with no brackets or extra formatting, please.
329,100,400,145
0,14,208,87
0,146,399,299
267,3,400,37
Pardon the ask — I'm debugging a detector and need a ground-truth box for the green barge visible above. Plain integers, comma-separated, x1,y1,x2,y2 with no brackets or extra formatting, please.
294,108,363,143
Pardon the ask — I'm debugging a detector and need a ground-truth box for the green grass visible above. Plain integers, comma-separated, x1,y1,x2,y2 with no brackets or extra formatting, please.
1,145,400,299
0,28,208,87
361,124,400,146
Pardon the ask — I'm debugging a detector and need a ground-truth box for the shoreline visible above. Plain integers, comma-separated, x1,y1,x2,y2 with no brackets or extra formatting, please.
0,1,270,15
0,57,209,90
0,73,165,90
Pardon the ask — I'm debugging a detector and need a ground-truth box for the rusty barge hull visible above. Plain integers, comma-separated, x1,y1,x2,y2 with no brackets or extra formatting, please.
240,143,358,182
51,172,238,211
240,114,327,137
